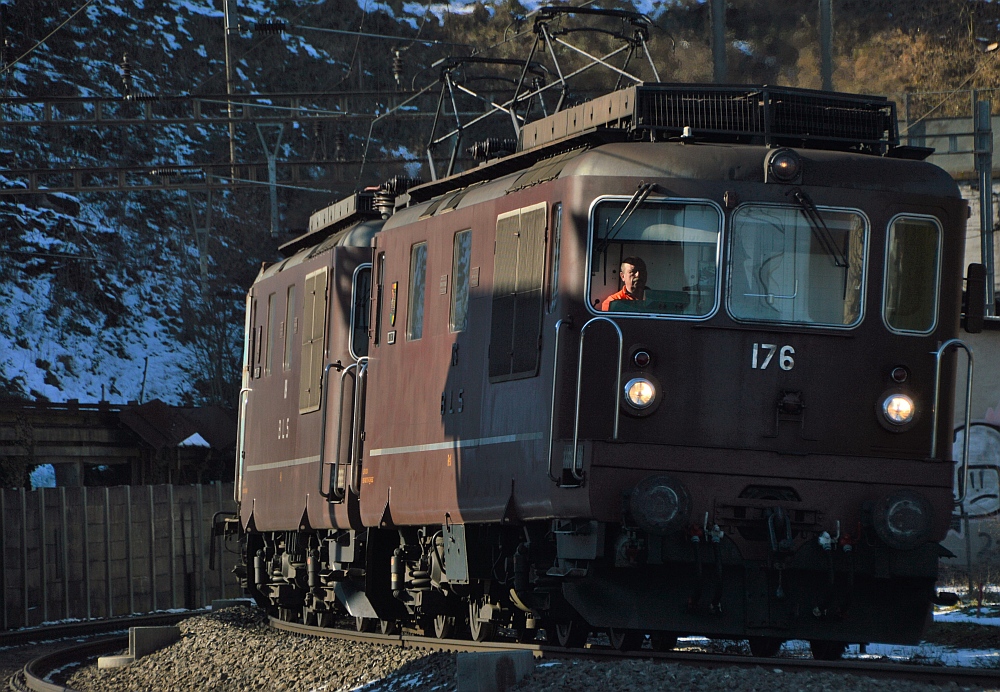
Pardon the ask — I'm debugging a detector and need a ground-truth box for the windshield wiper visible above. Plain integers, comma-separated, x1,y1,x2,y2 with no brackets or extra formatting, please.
596,181,664,254
788,188,847,268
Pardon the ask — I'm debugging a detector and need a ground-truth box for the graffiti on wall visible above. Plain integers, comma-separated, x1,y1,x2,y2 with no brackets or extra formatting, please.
944,419,1000,565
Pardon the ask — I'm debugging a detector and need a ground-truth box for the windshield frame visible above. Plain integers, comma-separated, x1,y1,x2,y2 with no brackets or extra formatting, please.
586,194,725,321
725,201,871,330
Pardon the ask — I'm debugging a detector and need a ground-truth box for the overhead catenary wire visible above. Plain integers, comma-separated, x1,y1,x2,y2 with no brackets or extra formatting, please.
0,0,98,75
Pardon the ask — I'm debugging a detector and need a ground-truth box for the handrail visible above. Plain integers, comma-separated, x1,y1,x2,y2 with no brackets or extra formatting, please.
546,318,573,483
930,338,974,504
234,386,252,503
318,362,347,501
349,358,369,496
570,317,624,483
329,362,360,502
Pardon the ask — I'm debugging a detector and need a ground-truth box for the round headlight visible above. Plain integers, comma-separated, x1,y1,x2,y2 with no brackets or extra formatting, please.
629,474,691,535
624,377,656,409
768,148,801,182
883,394,915,425
873,490,933,550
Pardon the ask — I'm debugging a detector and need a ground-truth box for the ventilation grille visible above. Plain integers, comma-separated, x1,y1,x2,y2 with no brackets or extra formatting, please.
634,85,898,151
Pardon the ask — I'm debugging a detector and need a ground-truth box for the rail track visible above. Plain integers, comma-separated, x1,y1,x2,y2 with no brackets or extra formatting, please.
4,612,193,692
10,610,1000,691
270,616,1000,689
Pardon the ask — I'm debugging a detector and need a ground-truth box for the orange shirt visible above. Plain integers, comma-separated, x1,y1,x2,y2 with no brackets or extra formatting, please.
601,288,639,311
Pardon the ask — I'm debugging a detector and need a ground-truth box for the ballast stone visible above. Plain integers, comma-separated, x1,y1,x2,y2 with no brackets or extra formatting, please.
211,598,254,610
456,650,534,692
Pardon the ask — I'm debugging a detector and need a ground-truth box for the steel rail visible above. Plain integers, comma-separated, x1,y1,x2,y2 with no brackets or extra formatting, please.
19,636,127,692
0,611,193,648
268,615,1000,688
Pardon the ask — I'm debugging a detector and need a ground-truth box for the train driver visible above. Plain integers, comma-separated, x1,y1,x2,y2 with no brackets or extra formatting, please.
601,256,647,311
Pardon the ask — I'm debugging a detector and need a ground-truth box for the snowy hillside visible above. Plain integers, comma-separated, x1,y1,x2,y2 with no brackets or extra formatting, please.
0,0,435,407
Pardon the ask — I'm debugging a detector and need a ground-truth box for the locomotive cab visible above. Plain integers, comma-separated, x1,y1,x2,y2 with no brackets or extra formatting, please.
552,136,966,650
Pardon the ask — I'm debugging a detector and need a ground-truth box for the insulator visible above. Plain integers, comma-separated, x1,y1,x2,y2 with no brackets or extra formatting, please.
466,138,517,161
334,128,345,160
380,175,421,195
374,190,395,219
392,50,404,88
120,53,132,94
254,20,285,35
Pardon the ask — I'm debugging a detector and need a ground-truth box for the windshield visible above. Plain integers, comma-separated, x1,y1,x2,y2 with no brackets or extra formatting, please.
728,204,867,327
590,199,721,317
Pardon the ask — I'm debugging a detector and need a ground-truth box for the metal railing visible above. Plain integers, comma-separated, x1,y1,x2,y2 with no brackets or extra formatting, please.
569,317,624,484
931,339,974,504
546,318,573,484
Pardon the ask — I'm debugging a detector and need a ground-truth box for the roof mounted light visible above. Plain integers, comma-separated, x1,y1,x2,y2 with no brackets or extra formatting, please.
766,148,802,184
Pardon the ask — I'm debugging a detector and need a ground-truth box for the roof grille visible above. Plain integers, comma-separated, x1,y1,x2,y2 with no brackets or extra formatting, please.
520,84,899,154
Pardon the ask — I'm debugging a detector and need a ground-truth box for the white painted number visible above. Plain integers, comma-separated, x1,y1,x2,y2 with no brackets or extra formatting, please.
779,345,795,371
752,343,795,371
278,417,291,440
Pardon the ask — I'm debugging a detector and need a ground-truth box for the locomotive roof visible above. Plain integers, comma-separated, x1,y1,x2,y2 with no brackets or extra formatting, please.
386,141,960,229
404,83,921,205
261,216,384,280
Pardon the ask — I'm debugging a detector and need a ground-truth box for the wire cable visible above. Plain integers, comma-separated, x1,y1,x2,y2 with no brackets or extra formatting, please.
0,0,98,75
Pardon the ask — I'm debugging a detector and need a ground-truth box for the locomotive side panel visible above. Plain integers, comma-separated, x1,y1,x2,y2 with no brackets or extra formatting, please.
240,245,372,532
363,179,596,527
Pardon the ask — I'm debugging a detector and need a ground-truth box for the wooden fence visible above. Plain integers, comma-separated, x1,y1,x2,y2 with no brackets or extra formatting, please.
0,483,243,630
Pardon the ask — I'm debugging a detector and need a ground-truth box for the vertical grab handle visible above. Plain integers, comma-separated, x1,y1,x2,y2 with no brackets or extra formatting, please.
570,317,624,483
546,318,573,483
930,339,974,504
318,362,350,501
349,357,369,496
234,386,251,503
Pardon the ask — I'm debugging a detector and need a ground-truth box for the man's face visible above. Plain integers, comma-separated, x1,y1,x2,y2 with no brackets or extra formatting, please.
620,262,644,296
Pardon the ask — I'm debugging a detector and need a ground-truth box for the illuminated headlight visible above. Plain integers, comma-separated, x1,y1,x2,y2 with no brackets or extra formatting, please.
882,394,915,425
624,378,656,409
767,148,802,183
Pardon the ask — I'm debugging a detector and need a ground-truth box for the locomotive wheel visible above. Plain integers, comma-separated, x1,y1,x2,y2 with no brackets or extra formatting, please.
433,614,456,639
316,611,334,628
608,627,643,652
748,636,784,657
650,632,678,651
554,620,588,648
355,616,376,633
468,600,496,642
809,640,846,661
380,618,400,636
301,606,316,626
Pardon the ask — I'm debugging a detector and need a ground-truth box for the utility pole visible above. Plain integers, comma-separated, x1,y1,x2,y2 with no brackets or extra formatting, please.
711,0,726,83
223,0,239,175
819,0,833,91
256,123,284,239
974,96,996,316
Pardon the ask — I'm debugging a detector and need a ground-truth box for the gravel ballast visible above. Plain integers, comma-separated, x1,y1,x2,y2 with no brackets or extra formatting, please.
60,607,994,692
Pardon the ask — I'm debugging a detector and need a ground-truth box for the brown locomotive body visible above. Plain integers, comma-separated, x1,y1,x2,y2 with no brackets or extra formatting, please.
232,84,977,655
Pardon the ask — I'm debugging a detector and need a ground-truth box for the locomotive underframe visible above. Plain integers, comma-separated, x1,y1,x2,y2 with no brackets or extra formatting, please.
239,500,943,646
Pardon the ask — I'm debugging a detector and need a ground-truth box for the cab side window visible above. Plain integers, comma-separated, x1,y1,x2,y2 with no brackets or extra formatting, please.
450,230,471,332
883,215,941,334
351,266,372,358
407,242,428,341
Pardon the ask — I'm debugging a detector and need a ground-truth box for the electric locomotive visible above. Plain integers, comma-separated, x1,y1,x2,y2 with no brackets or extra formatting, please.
229,84,983,658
